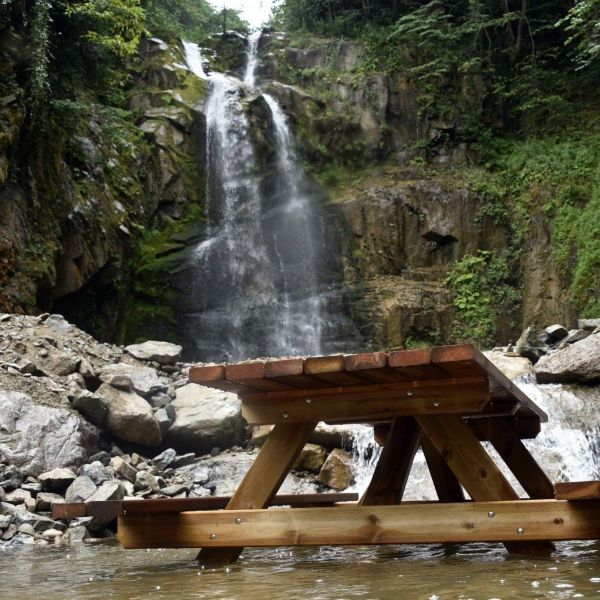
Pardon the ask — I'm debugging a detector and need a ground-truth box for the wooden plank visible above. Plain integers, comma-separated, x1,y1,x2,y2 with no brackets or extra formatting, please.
360,417,420,505
344,353,410,384
52,494,359,520
388,348,453,380
468,416,541,441
430,344,548,422
421,436,465,502
469,420,554,499
304,355,372,386
117,499,600,549
263,358,330,389
242,382,489,425
555,481,600,500
225,362,294,392
188,364,260,394
197,421,316,566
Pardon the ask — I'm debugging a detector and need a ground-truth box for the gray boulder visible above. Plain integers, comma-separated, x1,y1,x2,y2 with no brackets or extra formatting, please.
98,363,168,398
79,461,113,485
96,384,162,446
65,476,97,503
166,384,246,453
125,341,182,365
535,333,600,384
38,468,77,492
71,391,108,427
0,391,99,477
579,318,600,331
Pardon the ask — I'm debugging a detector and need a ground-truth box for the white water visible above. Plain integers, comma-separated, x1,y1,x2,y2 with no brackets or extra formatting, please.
349,370,600,499
181,33,349,361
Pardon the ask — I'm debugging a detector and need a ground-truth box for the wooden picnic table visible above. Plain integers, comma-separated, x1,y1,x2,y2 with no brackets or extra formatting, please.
61,344,600,565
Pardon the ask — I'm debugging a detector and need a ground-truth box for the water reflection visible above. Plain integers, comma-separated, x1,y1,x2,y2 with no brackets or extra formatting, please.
3,541,600,599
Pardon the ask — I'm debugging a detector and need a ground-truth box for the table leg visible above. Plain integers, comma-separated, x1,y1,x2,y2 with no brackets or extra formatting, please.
197,421,317,566
360,417,420,505
421,436,465,502
416,415,553,555
469,419,555,499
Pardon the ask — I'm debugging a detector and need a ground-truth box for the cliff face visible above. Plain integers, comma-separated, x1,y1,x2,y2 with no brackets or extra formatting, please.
0,27,583,350
0,29,207,339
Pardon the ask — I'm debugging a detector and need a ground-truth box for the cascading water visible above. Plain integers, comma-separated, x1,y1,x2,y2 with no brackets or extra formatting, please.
181,35,352,362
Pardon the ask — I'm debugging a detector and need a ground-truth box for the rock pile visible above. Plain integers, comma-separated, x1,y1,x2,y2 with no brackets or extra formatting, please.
0,313,365,548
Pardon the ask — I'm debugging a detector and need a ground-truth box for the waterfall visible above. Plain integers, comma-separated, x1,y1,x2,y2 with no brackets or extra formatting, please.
181,35,349,362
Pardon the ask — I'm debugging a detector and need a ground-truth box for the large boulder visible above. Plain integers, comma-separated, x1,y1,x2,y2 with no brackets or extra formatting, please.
535,333,600,384
96,384,162,446
317,449,356,490
166,384,246,453
125,341,182,365
0,391,99,477
98,363,168,398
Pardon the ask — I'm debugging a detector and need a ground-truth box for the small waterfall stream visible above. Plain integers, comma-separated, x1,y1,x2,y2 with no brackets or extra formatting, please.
182,33,346,362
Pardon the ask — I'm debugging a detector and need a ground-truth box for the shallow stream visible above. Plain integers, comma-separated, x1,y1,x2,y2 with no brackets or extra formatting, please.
4,541,600,599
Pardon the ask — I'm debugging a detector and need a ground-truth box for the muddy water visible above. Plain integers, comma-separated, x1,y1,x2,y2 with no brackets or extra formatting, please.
3,542,600,599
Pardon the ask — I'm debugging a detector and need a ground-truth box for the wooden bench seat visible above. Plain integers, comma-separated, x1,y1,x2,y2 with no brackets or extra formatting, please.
52,493,358,520
555,481,600,500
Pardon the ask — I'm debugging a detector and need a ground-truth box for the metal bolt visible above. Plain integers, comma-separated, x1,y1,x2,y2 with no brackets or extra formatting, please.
407,390,414,396
487,511,495,519
210,533,217,540
517,527,524,535
123,510,127,516
433,401,440,407
235,518,242,524
306,398,312,404
282,412,289,418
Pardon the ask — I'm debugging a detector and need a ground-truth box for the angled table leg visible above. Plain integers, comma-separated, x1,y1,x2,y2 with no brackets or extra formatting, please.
360,417,420,505
416,415,554,555
197,421,317,566
421,436,465,502
469,419,555,499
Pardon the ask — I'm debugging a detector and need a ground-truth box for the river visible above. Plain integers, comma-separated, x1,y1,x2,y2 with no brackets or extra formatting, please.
4,541,600,599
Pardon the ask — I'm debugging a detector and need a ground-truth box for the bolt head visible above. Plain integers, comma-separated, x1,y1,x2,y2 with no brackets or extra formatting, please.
282,412,289,418
235,517,242,524
517,527,524,535
305,398,312,404
210,533,217,540
433,401,440,407
487,511,495,519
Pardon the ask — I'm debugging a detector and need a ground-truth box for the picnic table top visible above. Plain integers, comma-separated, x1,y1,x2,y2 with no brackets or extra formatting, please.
189,343,546,423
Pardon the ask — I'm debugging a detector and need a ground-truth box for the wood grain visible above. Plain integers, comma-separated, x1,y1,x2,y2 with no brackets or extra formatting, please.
117,499,600,549
360,417,420,505
555,481,600,500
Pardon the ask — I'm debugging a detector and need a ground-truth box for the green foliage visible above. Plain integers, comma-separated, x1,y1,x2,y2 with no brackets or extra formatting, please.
144,0,245,41
560,0,600,70
27,0,52,119
446,250,519,346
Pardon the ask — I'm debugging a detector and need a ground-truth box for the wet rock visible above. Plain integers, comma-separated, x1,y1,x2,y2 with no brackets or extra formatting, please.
545,324,568,341
65,524,90,544
155,407,174,437
152,448,176,470
171,453,196,468
98,363,168,398
5,489,35,511
310,424,369,451
579,318,600,331
485,351,533,381
293,444,328,473
0,391,99,477
21,481,42,495
40,528,63,542
135,471,160,493
317,449,356,490
0,514,12,530
561,329,591,345
39,468,77,492
14,510,65,533
87,481,124,503
160,484,188,497
166,384,246,453
80,461,113,485
88,451,112,466
535,333,600,384
125,341,182,365
65,476,97,503
96,383,162,446
110,456,137,483
0,465,23,491
36,492,64,511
